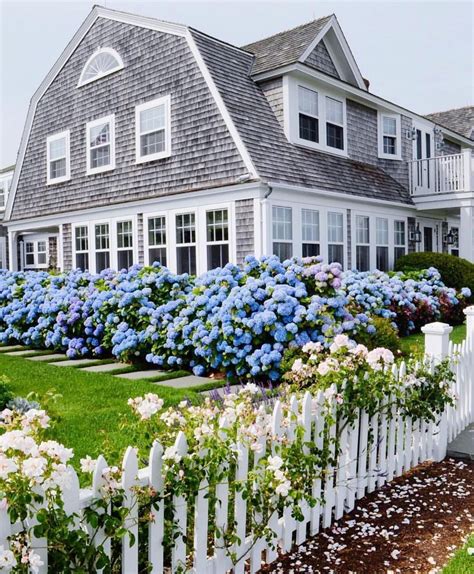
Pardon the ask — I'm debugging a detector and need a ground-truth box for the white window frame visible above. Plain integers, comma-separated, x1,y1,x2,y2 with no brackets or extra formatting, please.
378,112,402,160
86,115,115,175
301,208,320,257
394,219,407,262
145,213,168,267
327,210,345,265
73,224,89,270
175,211,198,275
285,75,348,157
46,130,70,185
135,95,171,164
375,217,390,271
272,205,293,260
93,220,112,273
325,95,345,151
116,219,135,270
77,47,124,88
0,237,6,270
23,236,50,270
355,214,371,271
206,208,230,270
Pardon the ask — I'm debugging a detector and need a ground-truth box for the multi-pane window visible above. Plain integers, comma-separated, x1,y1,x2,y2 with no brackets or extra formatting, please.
37,241,47,266
74,226,89,270
298,86,319,143
117,221,134,270
47,131,70,184
328,211,344,265
78,48,123,87
272,206,293,261
25,242,35,267
86,116,114,174
376,217,389,271
381,115,398,156
355,215,370,271
0,178,10,209
95,223,110,272
394,220,406,263
176,213,196,275
136,96,171,163
302,209,320,257
206,209,229,270
148,216,167,266
326,97,344,150
450,227,459,257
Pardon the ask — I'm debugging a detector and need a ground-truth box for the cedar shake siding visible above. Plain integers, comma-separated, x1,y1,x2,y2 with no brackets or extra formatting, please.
347,99,412,189
259,78,284,129
304,40,340,78
235,198,255,263
62,224,72,271
11,17,247,221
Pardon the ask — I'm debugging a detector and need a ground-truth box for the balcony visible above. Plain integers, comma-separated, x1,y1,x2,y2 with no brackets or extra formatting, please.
409,149,473,197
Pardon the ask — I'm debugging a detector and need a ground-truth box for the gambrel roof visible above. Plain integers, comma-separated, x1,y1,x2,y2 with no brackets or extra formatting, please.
426,106,474,141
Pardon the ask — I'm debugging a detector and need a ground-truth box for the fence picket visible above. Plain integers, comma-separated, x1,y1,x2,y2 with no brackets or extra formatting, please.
322,385,337,528
148,442,164,574
310,390,325,535
171,432,188,573
91,455,111,571
356,410,369,498
367,412,379,493
193,477,209,574
296,392,312,544
121,447,139,574
214,418,230,572
233,442,249,574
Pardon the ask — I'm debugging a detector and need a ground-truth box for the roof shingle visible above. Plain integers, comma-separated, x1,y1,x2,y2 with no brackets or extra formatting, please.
425,106,474,140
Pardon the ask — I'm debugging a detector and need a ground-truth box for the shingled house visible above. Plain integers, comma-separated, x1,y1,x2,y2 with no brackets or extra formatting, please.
4,6,474,273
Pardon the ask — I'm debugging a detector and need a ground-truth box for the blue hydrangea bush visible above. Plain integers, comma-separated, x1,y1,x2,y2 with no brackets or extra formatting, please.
0,257,470,380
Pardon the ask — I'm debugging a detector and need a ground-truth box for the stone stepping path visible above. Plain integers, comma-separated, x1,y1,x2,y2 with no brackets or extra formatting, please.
52,359,102,367
152,375,214,389
82,363,129,373
116,370,164,380
200,384,242,397
28,354,67,362
4,349,39,357
0,345,26,353
447,423,474,459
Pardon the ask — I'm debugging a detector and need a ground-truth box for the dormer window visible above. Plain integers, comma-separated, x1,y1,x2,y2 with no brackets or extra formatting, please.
378,112,401,159
78,48,124,87
326,96,344,150
298,86,319,143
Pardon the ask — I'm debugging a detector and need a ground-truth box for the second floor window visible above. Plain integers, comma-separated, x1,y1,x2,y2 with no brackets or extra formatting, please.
326,97,344,150
379,113,401,158
298,86,319,143
272,206,292,261
136,96,171,163
86,116,115,175
47,131,70,184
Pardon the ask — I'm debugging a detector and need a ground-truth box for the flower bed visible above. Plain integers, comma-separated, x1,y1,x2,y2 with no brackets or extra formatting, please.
0,258,470,380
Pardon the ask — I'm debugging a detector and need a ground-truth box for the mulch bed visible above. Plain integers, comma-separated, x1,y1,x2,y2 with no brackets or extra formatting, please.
260,458,473,573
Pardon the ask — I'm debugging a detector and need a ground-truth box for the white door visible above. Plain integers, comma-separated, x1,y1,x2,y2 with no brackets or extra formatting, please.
412,124,434,194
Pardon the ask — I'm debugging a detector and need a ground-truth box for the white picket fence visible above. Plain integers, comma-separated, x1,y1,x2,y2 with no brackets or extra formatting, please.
2,308,474,574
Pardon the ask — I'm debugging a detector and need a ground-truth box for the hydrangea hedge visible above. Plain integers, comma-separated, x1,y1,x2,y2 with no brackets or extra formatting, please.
0,257,470,380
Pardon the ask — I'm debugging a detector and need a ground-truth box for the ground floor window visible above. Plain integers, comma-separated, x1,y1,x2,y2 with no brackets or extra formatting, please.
272,206,292,260
206,209,229,269
0,237,6,269
176,213,196,275
355,215,370,271
147,216,167,266
116,220,134,270
24,238,48,269
74,226,89,270
449,227,459,257
95,223,110,272
327,211,344,265
302,208,320,257
376,217,389,272
394,220,406,263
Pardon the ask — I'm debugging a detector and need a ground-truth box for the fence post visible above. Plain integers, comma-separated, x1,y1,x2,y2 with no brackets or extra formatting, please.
463,306,474,423
421,322,453,461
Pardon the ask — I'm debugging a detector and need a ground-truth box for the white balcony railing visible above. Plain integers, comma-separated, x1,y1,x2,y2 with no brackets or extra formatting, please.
409,149,473,196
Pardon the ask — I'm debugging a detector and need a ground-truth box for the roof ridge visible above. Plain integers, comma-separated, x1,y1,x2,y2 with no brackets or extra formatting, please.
241,14,333,49
426,105,474,116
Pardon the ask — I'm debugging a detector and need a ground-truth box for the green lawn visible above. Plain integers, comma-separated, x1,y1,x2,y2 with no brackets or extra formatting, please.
442,533,474,573
399,323,466,356
0,354,216,464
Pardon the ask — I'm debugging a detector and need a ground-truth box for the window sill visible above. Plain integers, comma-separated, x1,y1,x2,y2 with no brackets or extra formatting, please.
86,165,115,176
136,150,171,165
294,139,348,158
46,176,71,185
378,152,402,161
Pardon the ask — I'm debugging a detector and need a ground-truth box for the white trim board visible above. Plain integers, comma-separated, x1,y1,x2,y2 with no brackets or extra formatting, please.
5,5,258,221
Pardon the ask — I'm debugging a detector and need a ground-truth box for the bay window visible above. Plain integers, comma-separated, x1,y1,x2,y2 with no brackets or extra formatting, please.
298,86,319,143
302,209,320,257
176,213,196,275
86,115,115,175
74,226,89,270
95,223,110,272
272,206,292,261
116,220,134,270
376,217,389,271
47,131,70,184
136,96,171,163
206,209,229,270
394,220,406,262
328,211,344,265
148,216,167,266
326,97,344,150
355,215,370,271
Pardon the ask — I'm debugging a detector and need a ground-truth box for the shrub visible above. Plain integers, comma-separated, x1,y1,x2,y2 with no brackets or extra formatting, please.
395,252,474,296
0,376,13,409
353,316,401,354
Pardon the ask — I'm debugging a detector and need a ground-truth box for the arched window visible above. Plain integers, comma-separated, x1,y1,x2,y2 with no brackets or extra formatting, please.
78,48,124,87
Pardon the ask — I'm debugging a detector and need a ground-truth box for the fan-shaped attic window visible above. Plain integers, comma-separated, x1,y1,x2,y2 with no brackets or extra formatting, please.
78,48,124,87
